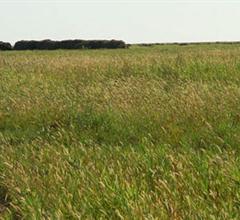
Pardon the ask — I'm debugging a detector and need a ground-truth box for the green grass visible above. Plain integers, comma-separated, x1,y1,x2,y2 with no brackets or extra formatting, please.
1,44,240,219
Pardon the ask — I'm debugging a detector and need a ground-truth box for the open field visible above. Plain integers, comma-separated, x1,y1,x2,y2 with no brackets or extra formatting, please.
1,44,240,219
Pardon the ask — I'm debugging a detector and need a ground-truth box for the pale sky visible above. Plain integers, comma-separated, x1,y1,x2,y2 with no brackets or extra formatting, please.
0,0,240,44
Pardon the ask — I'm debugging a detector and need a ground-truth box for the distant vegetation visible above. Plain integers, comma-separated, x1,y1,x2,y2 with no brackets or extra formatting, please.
14,39,127,50
1,44,240,219
0,41,12,51
135,41,240,47
0,39,127,50
1,40,240,51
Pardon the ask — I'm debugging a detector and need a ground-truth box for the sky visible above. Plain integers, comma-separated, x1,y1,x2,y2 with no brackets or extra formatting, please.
0,0,240,44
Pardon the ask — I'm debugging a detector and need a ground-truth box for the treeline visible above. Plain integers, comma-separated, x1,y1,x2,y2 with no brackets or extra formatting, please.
136,41,240,47
2,40,240,51
0,39,127,51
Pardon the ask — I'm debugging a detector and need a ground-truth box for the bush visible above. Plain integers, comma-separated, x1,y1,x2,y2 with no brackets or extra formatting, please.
0,42,12,51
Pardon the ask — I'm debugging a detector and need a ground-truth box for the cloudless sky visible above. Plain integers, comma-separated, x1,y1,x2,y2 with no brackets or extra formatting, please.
0,0,240,44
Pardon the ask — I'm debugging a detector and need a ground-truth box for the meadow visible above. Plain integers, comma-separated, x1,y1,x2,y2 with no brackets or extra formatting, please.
0,44,240,219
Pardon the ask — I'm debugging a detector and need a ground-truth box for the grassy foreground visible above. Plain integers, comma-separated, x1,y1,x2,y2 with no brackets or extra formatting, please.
1,44,240,219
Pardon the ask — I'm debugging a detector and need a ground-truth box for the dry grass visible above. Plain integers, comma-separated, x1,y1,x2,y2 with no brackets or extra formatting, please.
0,44,240,219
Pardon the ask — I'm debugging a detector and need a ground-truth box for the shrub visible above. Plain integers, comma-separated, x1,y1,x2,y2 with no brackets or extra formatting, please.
0,41,12,51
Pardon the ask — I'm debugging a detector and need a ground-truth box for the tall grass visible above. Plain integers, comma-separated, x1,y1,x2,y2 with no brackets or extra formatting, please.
1,44,240,219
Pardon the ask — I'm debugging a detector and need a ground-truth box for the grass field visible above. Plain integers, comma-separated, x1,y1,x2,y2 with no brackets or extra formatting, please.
1,44,240,219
